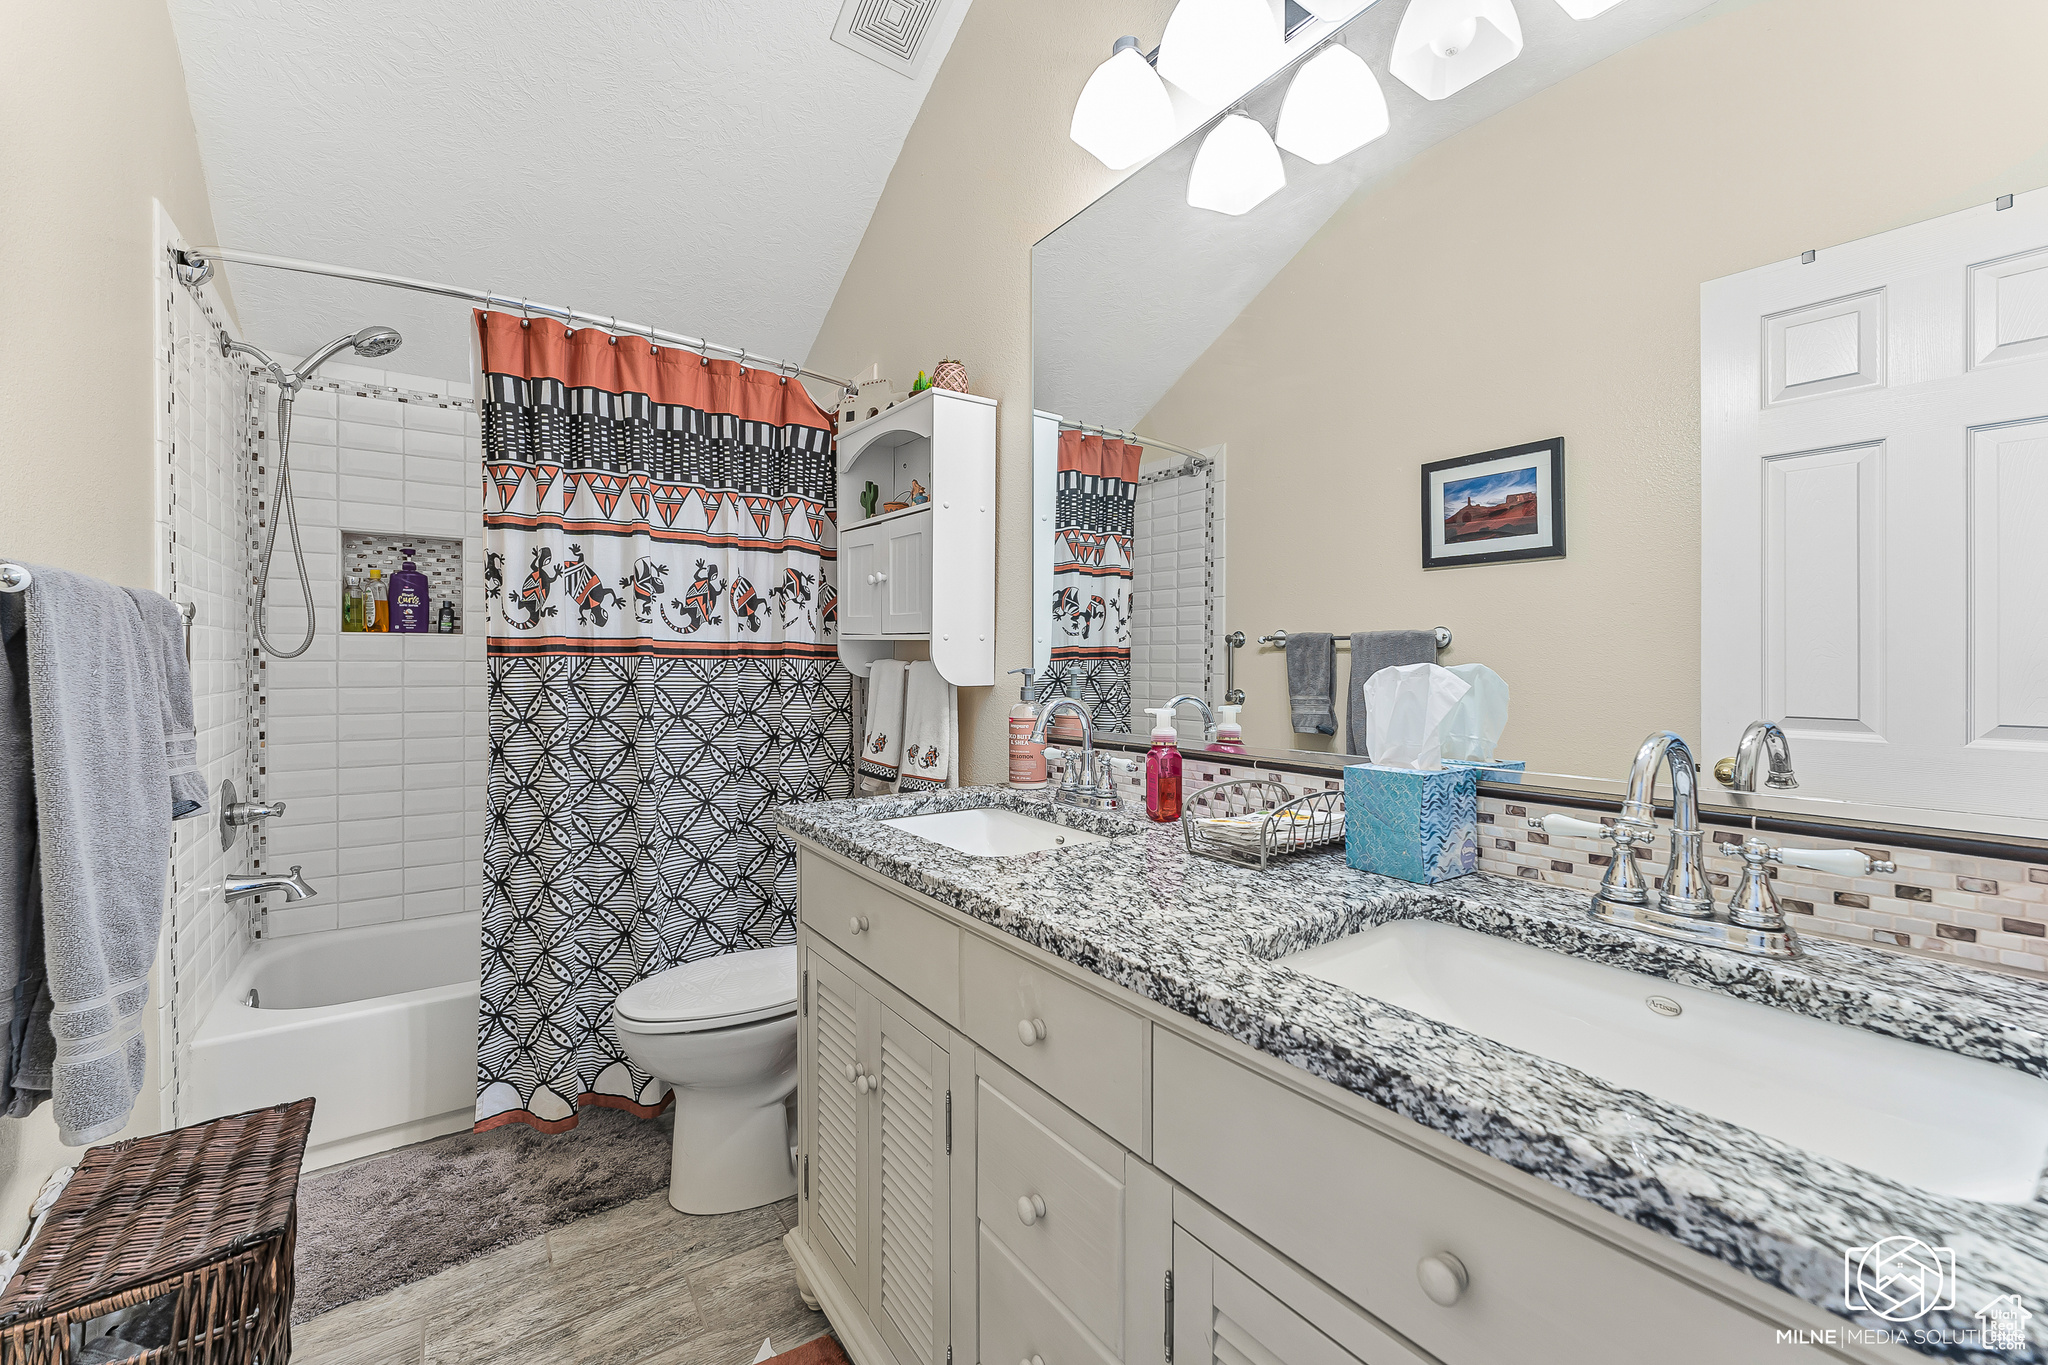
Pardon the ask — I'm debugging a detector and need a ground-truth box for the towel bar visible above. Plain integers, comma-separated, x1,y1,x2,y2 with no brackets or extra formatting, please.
1259,626,1452,651
0,562,30,593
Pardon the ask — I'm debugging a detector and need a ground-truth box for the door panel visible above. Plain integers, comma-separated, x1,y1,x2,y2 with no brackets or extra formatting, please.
841,533,881,636
808,953,867,1298
1174,1228,1370,1365
1967,416,2048,746
882,517,931,635
872,1001,950,1365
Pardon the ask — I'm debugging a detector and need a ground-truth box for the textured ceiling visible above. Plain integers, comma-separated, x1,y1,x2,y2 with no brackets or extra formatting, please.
167,0,972,383
1034,0,1720,431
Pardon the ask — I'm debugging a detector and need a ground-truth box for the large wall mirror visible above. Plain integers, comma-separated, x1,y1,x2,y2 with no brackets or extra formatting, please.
1032,0,2048,823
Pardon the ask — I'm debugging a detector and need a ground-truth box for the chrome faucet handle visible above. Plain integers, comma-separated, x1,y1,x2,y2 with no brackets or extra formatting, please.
1539,813,1655,908
1727,840,1892,931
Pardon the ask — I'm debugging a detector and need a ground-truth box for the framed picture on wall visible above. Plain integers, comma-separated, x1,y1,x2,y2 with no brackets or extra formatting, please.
1421,438,1566,569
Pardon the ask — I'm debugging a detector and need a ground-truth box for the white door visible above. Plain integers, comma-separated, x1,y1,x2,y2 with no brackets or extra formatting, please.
880,514,932,636
807,954,868,1300
1702,187,2048,817
841,532,881,637
869,1000,950,1365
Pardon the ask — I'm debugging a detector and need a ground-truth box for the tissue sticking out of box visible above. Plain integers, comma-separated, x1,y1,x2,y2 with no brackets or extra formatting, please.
1439,663,1508,764
1363,663,1470,770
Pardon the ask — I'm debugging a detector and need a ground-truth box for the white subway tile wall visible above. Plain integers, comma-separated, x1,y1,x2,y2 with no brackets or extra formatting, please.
158,243,261,1122
251,359,486,937
1130,455,1221,725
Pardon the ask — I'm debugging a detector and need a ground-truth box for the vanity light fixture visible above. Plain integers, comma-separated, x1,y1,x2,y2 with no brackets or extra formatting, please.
1157,0,1286,104
1388,0,1523,101
1070,36,1179,169
1275,42,1389,164
1553,0,1626,15
1187,111,1287,215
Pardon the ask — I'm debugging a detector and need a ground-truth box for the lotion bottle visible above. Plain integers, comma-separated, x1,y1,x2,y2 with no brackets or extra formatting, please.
1007,668,1047,789
390,549,432,633
1210,704,1247,754
1143,706,1182,823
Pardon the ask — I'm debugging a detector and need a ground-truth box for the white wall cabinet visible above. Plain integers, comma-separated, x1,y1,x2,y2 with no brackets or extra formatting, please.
784,841,1853,1365
835,388,995,686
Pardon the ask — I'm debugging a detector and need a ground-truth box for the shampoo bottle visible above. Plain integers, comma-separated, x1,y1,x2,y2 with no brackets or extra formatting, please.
342,574,365,632
1007,668,1047,789
368,569,388,631
1210,704,1247,754
390,549,431,633
1143,707,1182,823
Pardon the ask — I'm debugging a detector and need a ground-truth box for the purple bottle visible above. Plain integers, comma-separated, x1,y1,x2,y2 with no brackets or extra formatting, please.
388,549,432,633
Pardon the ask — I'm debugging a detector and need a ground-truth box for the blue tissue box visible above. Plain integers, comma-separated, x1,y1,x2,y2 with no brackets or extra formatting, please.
1343,763,1479,884
1444,759,1526,785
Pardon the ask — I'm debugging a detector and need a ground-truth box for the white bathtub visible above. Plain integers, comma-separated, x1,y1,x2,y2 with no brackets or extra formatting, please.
187,913,479,1169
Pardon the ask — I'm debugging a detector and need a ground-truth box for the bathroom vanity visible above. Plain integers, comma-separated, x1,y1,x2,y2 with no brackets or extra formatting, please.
780,789,2048,1365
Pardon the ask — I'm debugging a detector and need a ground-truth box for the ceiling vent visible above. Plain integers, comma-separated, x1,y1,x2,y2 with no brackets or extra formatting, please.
832,0,950,78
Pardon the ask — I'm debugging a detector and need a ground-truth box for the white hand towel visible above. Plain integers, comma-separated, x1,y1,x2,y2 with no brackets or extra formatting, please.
857,660,910,790
897,661,957,793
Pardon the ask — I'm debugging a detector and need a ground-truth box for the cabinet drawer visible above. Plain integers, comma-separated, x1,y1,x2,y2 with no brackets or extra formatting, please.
979,1224,1118,1365
1154,1031,1803,1365
962,933,1145,1151
977,1077,1124,1352
802,852,959,1022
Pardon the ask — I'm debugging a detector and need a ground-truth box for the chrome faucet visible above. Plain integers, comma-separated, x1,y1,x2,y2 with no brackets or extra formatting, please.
1534,729,1889,959
1162,694,1215,741
1714,720,1799,792
225,865,317,904
1031,699,1119,811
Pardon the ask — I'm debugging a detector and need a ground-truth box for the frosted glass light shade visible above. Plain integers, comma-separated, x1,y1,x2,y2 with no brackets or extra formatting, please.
1157,0,1284,104
1071,39,1178,169
1186,113,1286,215
1275,45,1389,165
1554,0,1626,15
1388,0,1523,101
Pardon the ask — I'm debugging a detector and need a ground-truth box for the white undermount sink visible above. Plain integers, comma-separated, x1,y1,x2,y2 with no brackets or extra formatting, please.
1283,919,2048,1204
881,807,1111,858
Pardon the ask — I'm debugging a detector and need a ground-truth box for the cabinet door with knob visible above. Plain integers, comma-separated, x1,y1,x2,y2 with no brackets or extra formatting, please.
807,952,870,1300
879,511,932,635
1170,1223,1433,1365
841,533,882,636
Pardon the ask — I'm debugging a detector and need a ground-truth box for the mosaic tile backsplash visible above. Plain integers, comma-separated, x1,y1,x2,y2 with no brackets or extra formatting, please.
341,531,466,627
1046,746,2048,976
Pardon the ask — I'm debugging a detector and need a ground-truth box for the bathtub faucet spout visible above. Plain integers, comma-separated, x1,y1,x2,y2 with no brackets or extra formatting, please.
225,865,317,904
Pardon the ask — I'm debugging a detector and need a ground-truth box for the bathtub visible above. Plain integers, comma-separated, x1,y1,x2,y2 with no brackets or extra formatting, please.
186,913,479,1169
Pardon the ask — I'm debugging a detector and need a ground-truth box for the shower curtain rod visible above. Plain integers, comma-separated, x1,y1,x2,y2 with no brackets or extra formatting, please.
1056,419,1213,465
180,247,859,396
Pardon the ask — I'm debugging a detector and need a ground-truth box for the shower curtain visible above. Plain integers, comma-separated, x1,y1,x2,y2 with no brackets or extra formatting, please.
1043,430,1139,731
473,312,853,1134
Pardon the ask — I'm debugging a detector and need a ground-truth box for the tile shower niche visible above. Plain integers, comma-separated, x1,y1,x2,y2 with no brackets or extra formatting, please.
341,531,467,632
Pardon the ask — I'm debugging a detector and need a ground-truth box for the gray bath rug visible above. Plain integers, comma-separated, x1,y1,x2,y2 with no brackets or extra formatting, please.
291,1106,674,1322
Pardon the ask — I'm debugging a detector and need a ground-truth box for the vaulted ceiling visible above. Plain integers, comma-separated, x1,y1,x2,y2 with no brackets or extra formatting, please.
166,0,972,381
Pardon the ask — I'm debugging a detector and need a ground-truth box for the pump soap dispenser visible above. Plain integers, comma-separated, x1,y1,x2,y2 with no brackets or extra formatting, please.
389,548,432,634
1007,669,1047,789
1210,704,1247,754
1143,707,1182,823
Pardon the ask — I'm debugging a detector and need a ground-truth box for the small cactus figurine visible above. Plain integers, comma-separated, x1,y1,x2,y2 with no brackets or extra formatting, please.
860,481,879,519
910,370,932,394
932,358,967,392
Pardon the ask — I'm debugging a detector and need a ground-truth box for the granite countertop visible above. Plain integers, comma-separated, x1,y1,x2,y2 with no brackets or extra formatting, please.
779,786,2048,1361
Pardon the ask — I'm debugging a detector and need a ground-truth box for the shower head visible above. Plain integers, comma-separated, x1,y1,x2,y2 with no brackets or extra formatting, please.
292,325,405,381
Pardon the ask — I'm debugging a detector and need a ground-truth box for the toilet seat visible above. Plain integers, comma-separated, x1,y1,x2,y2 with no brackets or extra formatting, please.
614,945,797,1034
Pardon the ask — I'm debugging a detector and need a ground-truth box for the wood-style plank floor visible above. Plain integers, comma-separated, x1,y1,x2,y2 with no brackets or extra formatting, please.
290,1194,827,1365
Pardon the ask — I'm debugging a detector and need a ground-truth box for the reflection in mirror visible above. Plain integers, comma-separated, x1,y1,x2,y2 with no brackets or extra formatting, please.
1033,0,2048,819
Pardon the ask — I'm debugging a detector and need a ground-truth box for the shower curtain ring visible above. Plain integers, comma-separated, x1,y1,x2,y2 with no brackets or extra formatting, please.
736,348,748,372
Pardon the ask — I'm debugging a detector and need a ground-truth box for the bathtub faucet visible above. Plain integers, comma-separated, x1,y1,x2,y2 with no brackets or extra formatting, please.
225,866,317,904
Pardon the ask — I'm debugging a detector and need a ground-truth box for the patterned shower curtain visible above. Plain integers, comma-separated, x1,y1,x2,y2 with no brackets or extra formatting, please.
472,311,853,1134
1043,430,1139,731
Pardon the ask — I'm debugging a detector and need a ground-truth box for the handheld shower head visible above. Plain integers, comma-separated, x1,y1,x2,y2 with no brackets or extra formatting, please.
292,325,404,381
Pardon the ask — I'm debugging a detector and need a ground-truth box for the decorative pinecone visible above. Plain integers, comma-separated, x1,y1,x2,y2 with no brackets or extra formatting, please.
931,359,967,392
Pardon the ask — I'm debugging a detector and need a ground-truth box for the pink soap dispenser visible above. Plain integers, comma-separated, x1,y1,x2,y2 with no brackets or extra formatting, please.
1143,707,1182,823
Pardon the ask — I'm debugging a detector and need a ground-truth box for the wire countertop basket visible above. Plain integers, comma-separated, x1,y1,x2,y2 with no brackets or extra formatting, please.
1181,778,1346,870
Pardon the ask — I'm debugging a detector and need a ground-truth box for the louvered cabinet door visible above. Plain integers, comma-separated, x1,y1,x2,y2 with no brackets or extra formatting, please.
869,1000,951,1365
1173,1227,1399,1365
807,953,869,1301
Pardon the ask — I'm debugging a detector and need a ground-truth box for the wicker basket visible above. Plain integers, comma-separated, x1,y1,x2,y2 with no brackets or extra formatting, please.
0,1098,314,1365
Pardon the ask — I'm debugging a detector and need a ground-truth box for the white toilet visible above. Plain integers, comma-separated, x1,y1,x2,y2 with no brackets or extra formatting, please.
612,944,799,1215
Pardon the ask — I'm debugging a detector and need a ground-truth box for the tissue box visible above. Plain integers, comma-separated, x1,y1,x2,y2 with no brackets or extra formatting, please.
1343,763,1479,884
1444,759,1526,785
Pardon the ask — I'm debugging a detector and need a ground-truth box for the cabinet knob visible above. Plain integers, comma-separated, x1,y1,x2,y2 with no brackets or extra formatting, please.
843,1062,859,1083
1016,1017,1047,1047
850,915,870,935
857,1073,876,1094
865,573,877,586
875,571,888,583
1417,1252,1469,1307
1016,1194,1047,1226
1020,1357,1044,1365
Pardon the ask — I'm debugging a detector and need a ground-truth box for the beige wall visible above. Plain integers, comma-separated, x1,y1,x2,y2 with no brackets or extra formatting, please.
1135,0,2048,771
0,0,226,1244
805,0,1176,784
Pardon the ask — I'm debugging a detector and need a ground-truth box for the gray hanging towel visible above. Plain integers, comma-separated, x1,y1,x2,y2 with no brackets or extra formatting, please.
1346,630,1440,757
123,589,207,820
1285,633,1338,736
12,564,177,1143
0,592,38,1114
